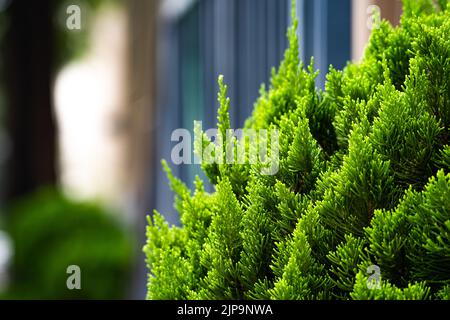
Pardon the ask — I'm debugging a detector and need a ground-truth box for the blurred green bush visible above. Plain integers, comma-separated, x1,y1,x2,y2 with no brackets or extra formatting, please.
3,188,133,299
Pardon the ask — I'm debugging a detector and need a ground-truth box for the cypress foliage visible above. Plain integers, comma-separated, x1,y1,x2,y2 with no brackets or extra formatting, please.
144,0,450,300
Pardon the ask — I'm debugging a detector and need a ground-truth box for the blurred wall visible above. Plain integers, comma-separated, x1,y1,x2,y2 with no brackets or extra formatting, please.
126,0,159,299
352,0,403,61
54,4,129,206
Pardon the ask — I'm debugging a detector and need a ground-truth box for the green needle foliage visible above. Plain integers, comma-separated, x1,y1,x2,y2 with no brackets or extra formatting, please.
145,0,450,300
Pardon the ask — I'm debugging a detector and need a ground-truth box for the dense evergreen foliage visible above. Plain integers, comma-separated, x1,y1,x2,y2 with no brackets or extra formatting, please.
145,0,450,300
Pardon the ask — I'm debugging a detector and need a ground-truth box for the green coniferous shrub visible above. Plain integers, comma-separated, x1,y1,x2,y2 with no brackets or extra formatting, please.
145,0,450,300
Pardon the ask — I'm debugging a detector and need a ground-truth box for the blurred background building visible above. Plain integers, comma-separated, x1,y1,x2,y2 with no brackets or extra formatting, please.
0,0,402,299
